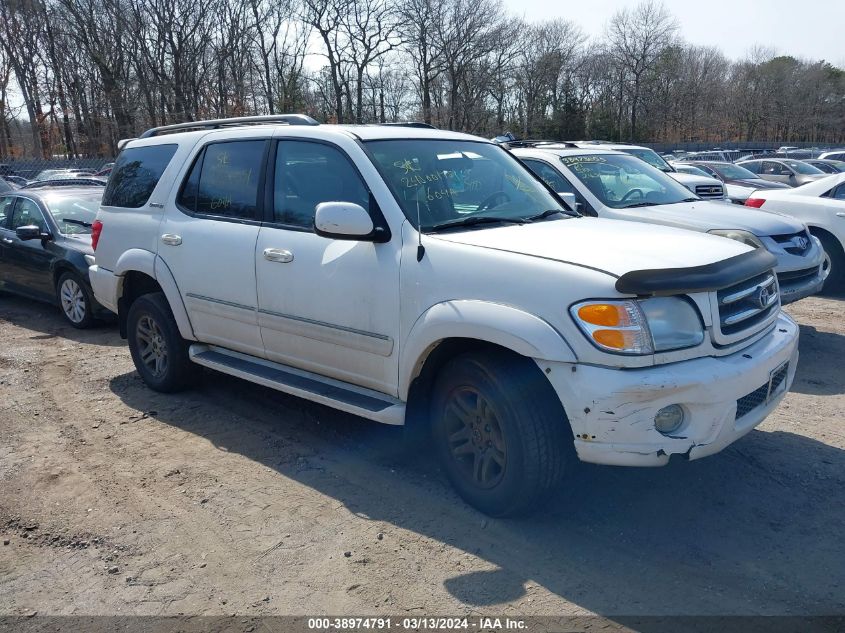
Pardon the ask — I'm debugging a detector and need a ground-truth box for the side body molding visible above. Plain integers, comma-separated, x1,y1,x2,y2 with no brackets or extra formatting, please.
399,300,577,400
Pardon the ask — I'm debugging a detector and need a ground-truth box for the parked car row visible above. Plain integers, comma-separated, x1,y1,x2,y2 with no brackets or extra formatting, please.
0,165,113,190
1,117,833,517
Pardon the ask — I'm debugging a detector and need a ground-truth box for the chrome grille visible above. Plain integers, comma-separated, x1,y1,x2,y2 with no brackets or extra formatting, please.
717,272,780,337
771,230,812,255
695,184,725,199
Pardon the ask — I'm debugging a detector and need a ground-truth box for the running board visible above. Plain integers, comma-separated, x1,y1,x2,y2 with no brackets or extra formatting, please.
188,345,405,425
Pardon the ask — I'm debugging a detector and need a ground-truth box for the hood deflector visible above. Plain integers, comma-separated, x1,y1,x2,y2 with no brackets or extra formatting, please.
615,249,777,296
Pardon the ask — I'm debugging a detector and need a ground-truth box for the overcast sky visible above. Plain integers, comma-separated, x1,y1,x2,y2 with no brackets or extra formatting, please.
505,0,845,66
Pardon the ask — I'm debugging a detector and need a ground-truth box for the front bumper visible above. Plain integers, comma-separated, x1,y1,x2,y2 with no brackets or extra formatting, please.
539,312,799,466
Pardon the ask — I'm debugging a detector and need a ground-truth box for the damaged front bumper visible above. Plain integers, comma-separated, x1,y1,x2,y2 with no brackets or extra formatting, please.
540,312,800,467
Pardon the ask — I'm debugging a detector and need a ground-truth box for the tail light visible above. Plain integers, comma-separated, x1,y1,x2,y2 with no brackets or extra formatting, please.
91,219,103,251
745,198,765,208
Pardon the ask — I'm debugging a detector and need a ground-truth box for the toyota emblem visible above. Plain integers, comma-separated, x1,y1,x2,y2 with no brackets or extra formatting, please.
756,286,771,309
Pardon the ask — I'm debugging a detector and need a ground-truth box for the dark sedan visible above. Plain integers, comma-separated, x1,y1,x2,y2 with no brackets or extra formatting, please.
684,160,792,203
0,188,110,328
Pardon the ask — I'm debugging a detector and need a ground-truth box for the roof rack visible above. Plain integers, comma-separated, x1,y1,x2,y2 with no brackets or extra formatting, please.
496,138,579,149
139,114,320,138
377,122,437,129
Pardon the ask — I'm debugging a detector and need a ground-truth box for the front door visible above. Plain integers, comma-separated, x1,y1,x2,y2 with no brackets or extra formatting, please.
2,197,55,300
255,139,400,395
158,137,269,357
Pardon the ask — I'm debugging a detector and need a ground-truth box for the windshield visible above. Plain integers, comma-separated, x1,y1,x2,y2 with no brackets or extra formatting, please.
44,192,102,234
619,147,672,172
677,165,711,177
708,163,758,180
784,160,824,175
366,140,569,230
559,154,697,209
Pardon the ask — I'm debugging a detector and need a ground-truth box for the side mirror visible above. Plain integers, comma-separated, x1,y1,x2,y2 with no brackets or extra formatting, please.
15,225,48,241
314,202,375,240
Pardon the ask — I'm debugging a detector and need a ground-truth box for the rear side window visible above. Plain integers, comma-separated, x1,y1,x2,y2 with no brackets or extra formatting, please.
103,144,177,208
178,140,266,220
0,195,13,227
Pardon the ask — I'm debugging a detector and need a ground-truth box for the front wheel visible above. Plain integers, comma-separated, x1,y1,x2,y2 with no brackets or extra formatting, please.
57,271,95,329
431,350,571,517
127,292,198,393
816,233,845,294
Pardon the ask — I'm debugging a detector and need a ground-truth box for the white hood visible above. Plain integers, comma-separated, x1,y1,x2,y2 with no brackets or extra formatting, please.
430,216,752,278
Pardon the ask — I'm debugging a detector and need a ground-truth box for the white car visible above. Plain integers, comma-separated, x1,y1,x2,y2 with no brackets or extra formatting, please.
567,141,728,201
745,172,845,292
513,145,826,304
89,116,799,516
818,150,845,162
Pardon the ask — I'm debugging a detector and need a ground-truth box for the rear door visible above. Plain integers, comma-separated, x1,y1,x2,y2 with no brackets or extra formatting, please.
158,135,269,358
2,197,55,299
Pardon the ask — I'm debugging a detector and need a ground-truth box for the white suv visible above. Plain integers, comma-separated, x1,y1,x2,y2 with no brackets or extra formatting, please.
89,116,799,516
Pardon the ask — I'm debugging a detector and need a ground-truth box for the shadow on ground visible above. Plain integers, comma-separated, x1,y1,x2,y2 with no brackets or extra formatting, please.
0,294,121,347
791,323,845,395
109,366,845,623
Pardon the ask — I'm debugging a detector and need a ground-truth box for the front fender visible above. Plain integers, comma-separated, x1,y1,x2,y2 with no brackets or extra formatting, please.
399,300,577,400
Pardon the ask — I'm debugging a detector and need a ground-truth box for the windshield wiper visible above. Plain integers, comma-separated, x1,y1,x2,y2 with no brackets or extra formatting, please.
620,202,656,209
426,215,527,232
62,218,93,228
525,209,571,221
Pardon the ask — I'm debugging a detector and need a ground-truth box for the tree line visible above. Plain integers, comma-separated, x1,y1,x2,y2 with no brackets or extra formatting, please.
1,0,843,159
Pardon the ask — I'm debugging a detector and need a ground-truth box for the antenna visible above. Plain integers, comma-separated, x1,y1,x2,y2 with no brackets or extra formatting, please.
416,197,425,262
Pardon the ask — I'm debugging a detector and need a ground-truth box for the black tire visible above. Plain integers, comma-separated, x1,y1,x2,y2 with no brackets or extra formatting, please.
56,271,95,329
430,350,571,517
127,292,198,393
817,232,845,295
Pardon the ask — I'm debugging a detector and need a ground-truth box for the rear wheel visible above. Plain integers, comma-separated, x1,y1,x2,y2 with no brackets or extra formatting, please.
816,232,845,294
57,271,95,329
127,292,198,392
431,350,571,517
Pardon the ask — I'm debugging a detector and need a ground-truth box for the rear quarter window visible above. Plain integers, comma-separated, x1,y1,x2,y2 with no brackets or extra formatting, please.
102,144,178,208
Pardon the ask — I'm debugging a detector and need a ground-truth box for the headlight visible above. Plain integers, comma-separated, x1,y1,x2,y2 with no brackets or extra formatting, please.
571,298,704,355
708,229,764,249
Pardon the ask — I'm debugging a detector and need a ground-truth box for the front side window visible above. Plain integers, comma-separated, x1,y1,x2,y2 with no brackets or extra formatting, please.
559,154,695,209
43,192,102,234
10,198,47,231
522,159,572,193
783,160,824,175
178,140,266,220
762,161,787,175
273,141,369,228
367,140,568,230
103,144,178,208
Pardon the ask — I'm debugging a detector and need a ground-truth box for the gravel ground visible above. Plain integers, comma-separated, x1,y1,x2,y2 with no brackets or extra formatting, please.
0,293,842,619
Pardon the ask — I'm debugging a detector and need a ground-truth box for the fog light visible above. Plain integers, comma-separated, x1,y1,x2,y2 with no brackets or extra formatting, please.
654,405,685,435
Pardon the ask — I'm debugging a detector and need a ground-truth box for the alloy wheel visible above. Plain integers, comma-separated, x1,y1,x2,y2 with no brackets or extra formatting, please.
60,278,86,324
136,315,169,378
442,387,507,489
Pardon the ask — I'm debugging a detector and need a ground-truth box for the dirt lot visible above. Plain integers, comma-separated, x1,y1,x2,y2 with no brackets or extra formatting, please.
0,292,843,619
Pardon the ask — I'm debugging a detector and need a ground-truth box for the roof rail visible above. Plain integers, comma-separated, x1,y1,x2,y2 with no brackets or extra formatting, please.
377,122,437,129
495,138,579,149
139,114,320,138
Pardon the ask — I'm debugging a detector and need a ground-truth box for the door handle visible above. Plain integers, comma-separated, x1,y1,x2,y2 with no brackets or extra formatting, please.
1,237,12,244
263,248,294,263
161,234,182,246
